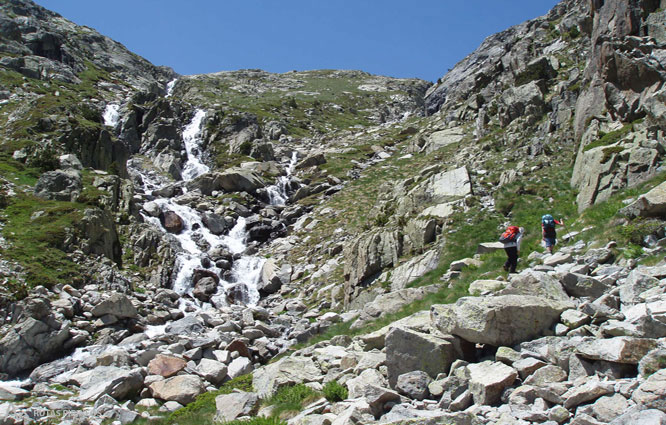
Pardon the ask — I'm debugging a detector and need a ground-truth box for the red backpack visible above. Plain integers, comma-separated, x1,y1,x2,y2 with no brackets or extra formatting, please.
499,226,520,243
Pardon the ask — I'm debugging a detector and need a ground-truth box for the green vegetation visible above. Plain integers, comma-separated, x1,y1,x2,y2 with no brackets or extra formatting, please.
223,418,287,425
1,193,85,298
178,70,424,140
264,384,320,419
583,122,635,152
135,375,253,425
322,380,348,402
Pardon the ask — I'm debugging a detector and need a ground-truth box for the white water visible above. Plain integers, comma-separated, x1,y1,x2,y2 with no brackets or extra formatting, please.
102,104,120,128
133,109,283,308
267,152,298,205
166,78,177,97
181,110,210,181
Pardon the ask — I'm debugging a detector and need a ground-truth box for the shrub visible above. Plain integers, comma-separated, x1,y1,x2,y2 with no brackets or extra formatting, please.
322,380,348,402
618,219,662,246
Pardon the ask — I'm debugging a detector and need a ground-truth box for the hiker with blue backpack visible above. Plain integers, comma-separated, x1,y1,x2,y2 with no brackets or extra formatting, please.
500,225,524,273
542,214,564,254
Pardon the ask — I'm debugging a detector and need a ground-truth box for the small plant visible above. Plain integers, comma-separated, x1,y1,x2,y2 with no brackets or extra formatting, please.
225,418,287,425
618,219,662,246
322,380,348,402
265,384,321,418
166,374,253,423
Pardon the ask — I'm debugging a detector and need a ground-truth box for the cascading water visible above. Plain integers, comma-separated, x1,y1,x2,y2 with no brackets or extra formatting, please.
166,78,178,97
266,152,298,206
132,108,297,309
102,104,120,128
181,109,209,180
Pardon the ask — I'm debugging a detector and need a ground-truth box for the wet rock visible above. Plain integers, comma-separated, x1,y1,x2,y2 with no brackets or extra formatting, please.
161,210,184,234
193,277,217,302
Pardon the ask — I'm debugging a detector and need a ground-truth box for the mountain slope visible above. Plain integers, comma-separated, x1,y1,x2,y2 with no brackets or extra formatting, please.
0,0,665,424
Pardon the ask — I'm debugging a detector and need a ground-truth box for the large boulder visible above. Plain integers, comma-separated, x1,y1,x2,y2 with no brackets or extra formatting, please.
632,369,666,412
34,169,82,201
576,337,659,364
69,366,144,402
431,295,573,347
499,271,570,301
620,181,666,218
91,293,138,319
343,230,403,306
259,259,290,295
385,326,464,388
0,316,70,376
252,356,321,398
149,375,206,405
214,391,259,422
389,250,440,291
148,355,187,378
187,169,265,195
78,208,122,264
498,81,545,126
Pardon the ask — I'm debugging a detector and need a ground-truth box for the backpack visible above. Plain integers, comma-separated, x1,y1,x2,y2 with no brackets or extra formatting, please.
542,214,556,237
542,214,555,229
499,226,520,243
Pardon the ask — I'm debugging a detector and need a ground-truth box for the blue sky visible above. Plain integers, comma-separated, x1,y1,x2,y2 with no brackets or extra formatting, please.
35,1,559,82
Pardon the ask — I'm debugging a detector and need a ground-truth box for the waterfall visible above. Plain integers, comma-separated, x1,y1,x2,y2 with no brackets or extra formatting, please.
132,108,277,308
266,152,298,205
102,104,120,128
166,78,177,97
181,110,210,180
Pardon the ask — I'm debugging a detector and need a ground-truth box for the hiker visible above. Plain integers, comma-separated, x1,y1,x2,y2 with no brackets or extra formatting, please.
500,225,524,273
541,214,564,254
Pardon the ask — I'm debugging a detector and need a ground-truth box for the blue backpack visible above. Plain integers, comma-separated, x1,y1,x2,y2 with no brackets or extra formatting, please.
542,214,555,229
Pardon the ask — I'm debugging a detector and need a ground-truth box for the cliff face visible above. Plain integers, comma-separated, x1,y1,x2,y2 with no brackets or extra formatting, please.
0,0,666,423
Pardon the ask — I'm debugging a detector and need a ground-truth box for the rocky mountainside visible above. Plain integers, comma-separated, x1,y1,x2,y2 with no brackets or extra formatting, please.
0,0,665,424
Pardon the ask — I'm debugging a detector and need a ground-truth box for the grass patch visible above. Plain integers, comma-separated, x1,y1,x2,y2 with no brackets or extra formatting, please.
264,384,321,419
583,121,635,152
1,193,85,298
224,418,287,425
138,375,254,425
322,380,348,402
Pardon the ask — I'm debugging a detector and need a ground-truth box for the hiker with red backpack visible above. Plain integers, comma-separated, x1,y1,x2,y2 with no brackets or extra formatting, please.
500,225,524,273
541,214,564,254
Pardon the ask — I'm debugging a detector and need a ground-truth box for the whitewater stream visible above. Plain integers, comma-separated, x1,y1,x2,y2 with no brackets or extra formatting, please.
131,108,297,310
